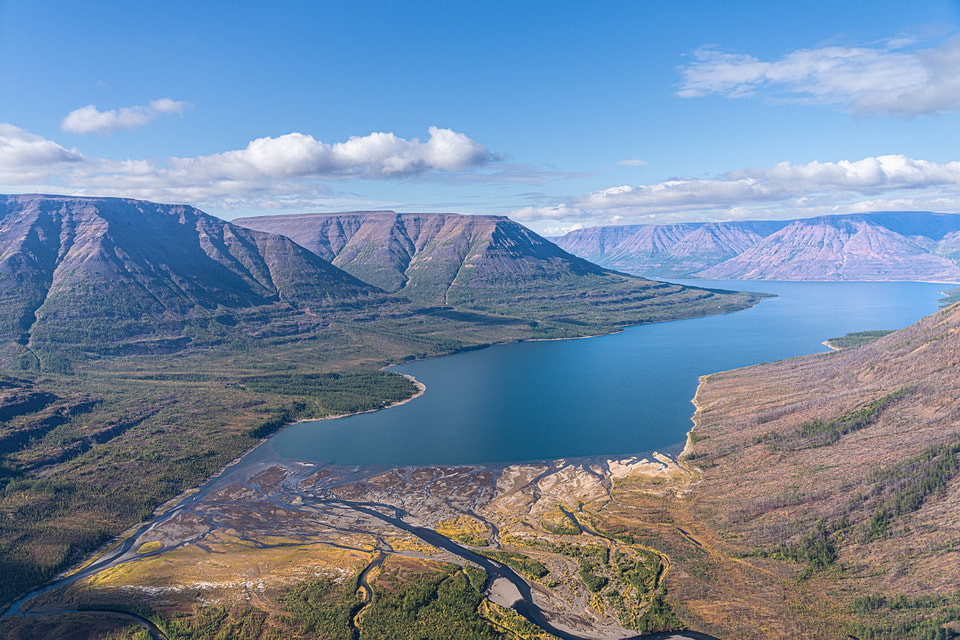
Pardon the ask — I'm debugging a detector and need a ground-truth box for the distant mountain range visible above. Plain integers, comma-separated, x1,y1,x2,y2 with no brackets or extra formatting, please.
0,196,759,363
553,212,960,281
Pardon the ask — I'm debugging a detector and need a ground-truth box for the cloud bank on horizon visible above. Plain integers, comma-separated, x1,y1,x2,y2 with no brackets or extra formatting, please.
517,35,960,234
0,124,83,183
6,111,959,227
513,155,960,233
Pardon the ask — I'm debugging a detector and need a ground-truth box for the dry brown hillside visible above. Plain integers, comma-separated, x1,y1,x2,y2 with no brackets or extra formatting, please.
679,301,960,638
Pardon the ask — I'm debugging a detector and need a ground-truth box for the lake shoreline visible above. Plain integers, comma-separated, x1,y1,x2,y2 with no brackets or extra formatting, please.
681,373,713,460
275,281,947,468
16,441,701,640
8,281,948,639
290,372,427,425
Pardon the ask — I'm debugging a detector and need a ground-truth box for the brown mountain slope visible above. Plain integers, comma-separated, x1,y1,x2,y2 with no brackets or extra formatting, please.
657,223,769,273
0,195,380,353
235,211,607,302
554,220,787,276
699,216,960,280
234,210,763,325
679,302,960,638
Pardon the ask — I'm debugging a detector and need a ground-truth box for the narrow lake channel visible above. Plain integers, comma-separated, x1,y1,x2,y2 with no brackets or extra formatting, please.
271,280,951,466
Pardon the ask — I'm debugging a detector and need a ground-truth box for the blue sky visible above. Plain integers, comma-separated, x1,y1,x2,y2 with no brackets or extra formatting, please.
2,0,960,234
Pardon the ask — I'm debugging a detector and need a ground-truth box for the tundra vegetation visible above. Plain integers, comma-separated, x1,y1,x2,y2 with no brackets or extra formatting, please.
676,301,960,639
8,197,959,639
0,197,764,638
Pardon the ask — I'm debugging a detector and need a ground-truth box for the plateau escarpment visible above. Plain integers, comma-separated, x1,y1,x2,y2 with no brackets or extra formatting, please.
0,196,763,366
0,195,381,359
236,210,764,329
236,211,606,303
555,212,960,280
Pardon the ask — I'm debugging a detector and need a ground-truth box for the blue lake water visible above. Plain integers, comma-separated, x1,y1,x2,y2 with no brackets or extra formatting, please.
271,281,952,467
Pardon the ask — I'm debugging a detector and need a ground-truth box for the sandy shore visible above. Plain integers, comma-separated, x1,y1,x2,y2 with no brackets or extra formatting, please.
680,373,713,460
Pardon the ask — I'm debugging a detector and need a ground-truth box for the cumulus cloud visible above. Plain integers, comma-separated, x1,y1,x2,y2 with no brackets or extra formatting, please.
0,124,83,182
677,36,960,117
510,155,960,228
0,124,495,210
168,126,491,180
61,99,191,135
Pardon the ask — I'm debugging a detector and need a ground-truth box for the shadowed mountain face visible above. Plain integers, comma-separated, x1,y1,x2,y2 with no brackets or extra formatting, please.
235,211,608,304
235,210,764,329
554,213,960,280
0,195,378,349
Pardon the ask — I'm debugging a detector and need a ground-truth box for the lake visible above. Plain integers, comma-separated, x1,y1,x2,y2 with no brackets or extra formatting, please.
271,280,952,467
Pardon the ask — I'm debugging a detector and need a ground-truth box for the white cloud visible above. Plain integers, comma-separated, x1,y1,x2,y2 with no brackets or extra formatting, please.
0,124,83,183
677,36,960,117
0,124,495,211
61,99,191,135
167,126,491,180
617,158,648,167
510,204,586,222
511,155,960,228
148,98,189,114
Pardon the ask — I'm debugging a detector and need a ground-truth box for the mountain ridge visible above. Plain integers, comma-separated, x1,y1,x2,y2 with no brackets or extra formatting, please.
554,212,960,280
234,209,766,339
235,210,608,305
0,195,382,355
0,196,764,367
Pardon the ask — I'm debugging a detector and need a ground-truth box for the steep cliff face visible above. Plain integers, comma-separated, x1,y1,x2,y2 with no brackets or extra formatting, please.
554,213,960,280
236,211,607,304
0,195,378,347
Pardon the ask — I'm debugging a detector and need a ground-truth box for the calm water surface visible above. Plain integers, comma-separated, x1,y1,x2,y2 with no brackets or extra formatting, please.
271,281,951,466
